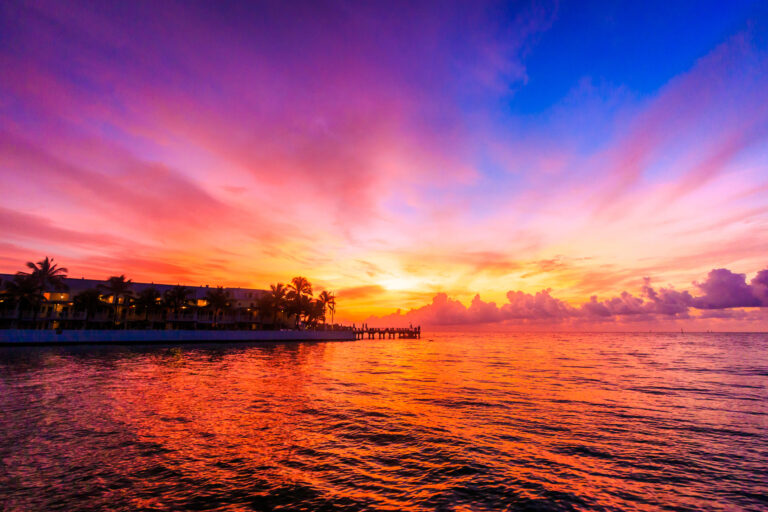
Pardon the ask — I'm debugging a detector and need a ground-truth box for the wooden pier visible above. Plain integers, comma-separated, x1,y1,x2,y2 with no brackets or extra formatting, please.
354,326,421,340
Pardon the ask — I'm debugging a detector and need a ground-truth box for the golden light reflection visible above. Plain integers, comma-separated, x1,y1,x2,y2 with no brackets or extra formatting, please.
12,332,745,510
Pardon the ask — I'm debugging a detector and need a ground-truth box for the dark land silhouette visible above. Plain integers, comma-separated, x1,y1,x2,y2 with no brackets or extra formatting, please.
0,257,339,332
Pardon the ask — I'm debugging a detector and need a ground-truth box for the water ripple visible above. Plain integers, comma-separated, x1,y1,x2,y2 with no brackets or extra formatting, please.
1,332,767,511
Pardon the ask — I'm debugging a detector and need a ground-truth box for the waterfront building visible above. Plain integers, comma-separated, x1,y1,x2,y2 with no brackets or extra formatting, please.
0,274,269,330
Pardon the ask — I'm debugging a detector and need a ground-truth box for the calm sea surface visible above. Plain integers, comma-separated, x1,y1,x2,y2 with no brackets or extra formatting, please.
1,332,767,511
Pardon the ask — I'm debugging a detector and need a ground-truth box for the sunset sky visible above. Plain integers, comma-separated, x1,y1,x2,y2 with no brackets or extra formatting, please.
2,1,768,329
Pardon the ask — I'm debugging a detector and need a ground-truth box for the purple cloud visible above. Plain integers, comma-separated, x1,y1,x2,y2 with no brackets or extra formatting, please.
366,267,768,327
692,268,761,309
750,270,768,306
501,289,575,319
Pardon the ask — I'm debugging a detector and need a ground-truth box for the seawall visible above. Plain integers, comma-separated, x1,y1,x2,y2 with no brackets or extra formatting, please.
0,329,356,345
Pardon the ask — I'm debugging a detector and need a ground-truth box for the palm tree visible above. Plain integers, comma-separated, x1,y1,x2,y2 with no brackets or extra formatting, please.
268,283,288,328
18,256,68,292
286,293,313,329
327,292,336,327
3,274,45,328
317,291,335,328
133,287,161,327
98,275,133,328
287,277,312,329
73,288,104,329
288,276,312,299
305,299,325,328
164,285,193,318
204,287,231,328
284,294,300,328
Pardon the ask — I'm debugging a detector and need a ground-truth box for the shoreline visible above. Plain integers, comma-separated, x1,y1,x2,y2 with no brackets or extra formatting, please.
0,329,356,345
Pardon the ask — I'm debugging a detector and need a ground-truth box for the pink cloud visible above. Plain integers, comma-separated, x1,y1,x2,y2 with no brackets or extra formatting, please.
0,131,251,237
0,206,131,250
366,266,768,328
501,289,574,319
1,0,555,224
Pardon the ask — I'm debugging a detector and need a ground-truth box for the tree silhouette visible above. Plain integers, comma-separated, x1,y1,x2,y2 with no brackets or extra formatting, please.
268,283,288,328
327,292,336,326
287,277,313,328
4,274,45,327
164,285,193,317
288,276,312,299
98,275,133,328
317,291,335,327
304,298,325,328
205,287,231,328
286,293,313,329
18,256,68,292
134,287,161,327
73,288,104,328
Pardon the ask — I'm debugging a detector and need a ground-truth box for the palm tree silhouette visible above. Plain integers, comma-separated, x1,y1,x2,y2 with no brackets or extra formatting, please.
204,287,231,328
317,291,335,327
327,292,336,326
18,256,68,292
305,298,325,328
73,288,104,329
287,277,312,328
4,275,45,328
134,287,161,327
287,294,313,329
164,285,193,327
288,276,312,299
268,283,288,328
98,275,133,328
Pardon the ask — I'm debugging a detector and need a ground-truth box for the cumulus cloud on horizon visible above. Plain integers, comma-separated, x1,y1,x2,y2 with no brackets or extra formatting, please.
365,267,768,328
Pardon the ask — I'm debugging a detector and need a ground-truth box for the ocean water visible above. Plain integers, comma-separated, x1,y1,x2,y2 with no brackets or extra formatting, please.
0,332,766,511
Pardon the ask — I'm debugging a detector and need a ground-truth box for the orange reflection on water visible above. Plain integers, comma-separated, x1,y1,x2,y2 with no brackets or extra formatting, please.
1,332,766,510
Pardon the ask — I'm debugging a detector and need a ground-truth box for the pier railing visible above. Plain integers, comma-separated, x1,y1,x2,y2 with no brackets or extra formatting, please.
353,327,421,339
